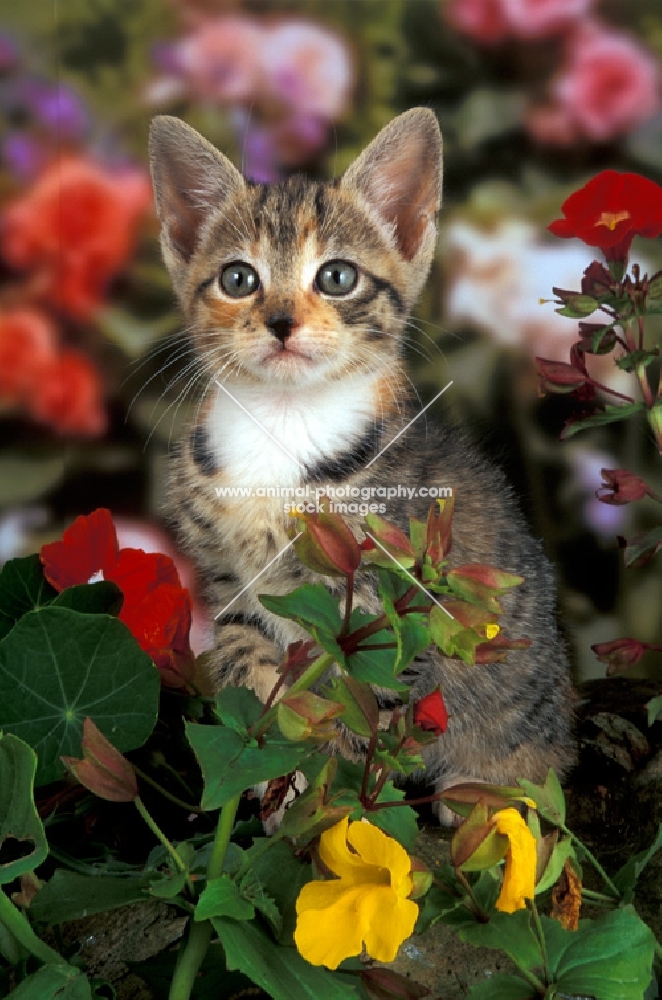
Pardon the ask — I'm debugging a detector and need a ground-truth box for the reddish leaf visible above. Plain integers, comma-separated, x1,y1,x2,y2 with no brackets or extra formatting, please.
596,468,652,506
62,717,138,802
474,634,532,663
361,968,430,1000
592,637,652,675
426,496,454,564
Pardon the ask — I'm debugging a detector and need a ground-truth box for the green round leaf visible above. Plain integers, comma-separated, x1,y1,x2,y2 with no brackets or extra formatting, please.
0,734,47,884
0,607,160,786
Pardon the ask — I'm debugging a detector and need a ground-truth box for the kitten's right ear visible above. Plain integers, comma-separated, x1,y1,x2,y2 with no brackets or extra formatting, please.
149,116,245,274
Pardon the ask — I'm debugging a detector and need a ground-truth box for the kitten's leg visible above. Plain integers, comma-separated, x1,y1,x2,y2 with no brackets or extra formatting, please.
207,617,283,704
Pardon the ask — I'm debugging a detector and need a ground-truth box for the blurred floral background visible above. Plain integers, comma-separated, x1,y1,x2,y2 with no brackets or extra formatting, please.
1,0,661,681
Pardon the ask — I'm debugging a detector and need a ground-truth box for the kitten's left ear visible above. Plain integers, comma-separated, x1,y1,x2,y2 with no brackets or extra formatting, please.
341,108,442,264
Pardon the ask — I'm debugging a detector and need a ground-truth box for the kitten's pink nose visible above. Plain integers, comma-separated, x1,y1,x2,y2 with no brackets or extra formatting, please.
266,312,297,344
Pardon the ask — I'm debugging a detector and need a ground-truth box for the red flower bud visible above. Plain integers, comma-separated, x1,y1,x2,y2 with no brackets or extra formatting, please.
413,689,448,736
591,637,650,675
294,504,361,576
61,717,138,802
596,468,652,506
536,358,589,392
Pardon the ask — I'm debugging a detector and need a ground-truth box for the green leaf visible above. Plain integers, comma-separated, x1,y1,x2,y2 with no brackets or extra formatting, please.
459,908,541,972
556,294,599,318
647,695,662,726
195,875,255,922
240,839,311,941
468,975,535,999
369,783,420,852
613,824,662,899
561,402,646,440
0,734,48,885
0,555,57,639
320,677,377,738
616,348,659,372
51,582,123,617
545,907,656,999
260,584,342,636
346,643,409,692
8,964,92,999
624,527,662,569
148,871,188,899
214,917,359,1000
415,883,461,933
0,608,160,786
185,722,310,810
29,871,151,923
518,769,566,826
535,836,575,895
215,686,264,735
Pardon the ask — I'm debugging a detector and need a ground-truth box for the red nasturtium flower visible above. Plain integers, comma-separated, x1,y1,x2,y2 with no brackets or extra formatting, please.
548,170,662,262
40,509,194,688
1,157,151,318
413,688,448,736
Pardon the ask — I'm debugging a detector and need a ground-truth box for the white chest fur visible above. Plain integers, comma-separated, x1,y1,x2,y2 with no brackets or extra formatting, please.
205,373,379,487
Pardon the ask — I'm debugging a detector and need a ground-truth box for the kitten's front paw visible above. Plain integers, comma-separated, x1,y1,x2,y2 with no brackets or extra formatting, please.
208,622,283,703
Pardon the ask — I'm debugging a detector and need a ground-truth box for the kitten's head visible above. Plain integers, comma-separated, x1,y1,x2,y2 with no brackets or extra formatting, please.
149,109,442,388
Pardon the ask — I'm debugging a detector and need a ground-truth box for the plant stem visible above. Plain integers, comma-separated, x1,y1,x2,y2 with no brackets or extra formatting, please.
207,793,241,881
561,826,620,898
360,731,378,805
168,919,213,1000
134,766,205,814
0,887,63,965
168,794,241,1000
581,887,618,905
341,572,354,637
528,898,551,986
251,651,335,738
135,797,193,894
455,869,489,923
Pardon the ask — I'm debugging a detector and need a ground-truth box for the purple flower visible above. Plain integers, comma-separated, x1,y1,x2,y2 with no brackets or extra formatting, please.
18,80,89,139
1,132,46,181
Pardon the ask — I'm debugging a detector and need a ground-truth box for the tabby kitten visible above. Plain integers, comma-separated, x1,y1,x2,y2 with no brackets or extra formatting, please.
148,109,576,819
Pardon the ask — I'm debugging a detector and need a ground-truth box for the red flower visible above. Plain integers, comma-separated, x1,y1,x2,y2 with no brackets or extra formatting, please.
41,509,194,688
26,349,106,437
0,307,58,404
413,689,448,736
1,157,151,318
548,170,662,262
596,469,652,506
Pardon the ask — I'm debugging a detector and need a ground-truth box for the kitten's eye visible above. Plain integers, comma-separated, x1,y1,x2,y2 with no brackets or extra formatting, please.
219,262,260,298
316,260,358,296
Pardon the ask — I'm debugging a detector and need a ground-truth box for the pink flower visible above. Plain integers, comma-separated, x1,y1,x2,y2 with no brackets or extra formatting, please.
530,22,660,144
444,0,594,43
444,0,510,45
165,17,263,104
501,0,594,38
262,21,353,121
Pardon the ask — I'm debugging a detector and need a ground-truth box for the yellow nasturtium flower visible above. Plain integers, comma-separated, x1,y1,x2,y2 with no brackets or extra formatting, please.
294,817,418,969
493,807,537,913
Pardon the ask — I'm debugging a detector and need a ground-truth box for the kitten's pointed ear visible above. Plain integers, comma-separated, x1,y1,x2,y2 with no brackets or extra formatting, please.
149,116,245,270
341,108,442,263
